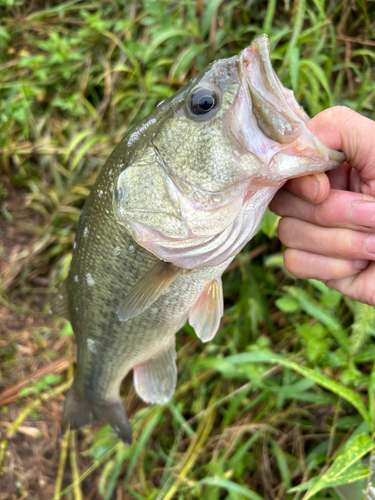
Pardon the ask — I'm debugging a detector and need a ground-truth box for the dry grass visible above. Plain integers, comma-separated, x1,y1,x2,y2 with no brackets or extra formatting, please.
1,1,375,499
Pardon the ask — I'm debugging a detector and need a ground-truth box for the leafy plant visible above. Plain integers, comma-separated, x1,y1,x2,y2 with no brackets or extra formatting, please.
1,0,375,499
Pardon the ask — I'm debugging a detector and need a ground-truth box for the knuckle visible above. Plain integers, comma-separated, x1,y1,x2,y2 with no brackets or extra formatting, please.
277,217,295,244
316,202,344,228
332,229,359,257
357,283,375,307
311,201,328,225
331,105,354,121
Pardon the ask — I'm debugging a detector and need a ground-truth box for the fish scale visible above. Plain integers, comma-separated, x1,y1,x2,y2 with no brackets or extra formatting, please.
54,35,345,444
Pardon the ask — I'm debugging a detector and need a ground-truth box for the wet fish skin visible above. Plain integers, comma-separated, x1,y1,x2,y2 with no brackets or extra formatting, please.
57,35,345,444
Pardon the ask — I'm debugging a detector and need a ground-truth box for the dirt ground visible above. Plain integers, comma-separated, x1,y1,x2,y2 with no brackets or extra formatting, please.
0,185,105,500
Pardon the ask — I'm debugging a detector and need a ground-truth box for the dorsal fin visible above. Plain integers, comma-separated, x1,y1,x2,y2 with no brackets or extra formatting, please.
50,282,70,320
118,261,182,321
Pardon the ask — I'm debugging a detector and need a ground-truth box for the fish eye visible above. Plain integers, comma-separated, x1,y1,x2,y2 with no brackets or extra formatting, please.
191,89,218,115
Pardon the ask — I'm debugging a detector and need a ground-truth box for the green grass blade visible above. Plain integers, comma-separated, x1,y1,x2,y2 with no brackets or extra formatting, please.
226,352,371,425
125,409,161,481
303,433,374,499
286,0,306,57
263,0,277,35
284,286,350,353
369,363,375,430
144,29,193,61
289,46,300,90
63,129,93,163
201,0,223,38
300,59,332,101
350,302,375,356
170,44,205,80
270,438,292,489
200,478,263,500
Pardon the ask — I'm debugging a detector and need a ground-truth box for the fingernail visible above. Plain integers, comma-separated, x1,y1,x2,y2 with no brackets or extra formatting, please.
310,176,320,203
355,259,369,270
365,233,375,254
349,201,375,227
301,175,320,202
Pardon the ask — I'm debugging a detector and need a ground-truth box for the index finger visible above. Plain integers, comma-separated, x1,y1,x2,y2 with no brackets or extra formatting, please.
307,106,375,189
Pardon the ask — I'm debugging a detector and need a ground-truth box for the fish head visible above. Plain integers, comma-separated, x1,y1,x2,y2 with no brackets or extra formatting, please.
114,34,344,269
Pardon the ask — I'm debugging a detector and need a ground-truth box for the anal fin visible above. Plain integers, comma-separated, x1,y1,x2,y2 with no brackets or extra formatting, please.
50,282,70,320
118,260,182,321
61,383,132,445
133,337,177,404
189,278,223,343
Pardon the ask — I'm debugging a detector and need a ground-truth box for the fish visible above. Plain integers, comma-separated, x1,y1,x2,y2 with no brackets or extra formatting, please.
52,34,345,445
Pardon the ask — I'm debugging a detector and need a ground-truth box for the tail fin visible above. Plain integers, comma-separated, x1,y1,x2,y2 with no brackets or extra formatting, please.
61,384,132,445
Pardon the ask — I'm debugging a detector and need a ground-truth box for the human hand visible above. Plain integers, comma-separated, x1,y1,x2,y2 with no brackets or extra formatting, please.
269,106,375,306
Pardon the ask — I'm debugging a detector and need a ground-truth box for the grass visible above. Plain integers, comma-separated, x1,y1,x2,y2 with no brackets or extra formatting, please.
1,0,375,499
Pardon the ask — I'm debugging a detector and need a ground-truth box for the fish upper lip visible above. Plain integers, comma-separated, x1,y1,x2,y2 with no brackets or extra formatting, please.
240,35,307,125
238,35,345,166
239,35,306,146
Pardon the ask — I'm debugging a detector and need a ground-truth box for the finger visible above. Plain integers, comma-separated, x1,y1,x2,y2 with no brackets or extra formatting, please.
283,172,330,204
284,248,368,281
307,106,375,194
270,189,375,230
278,217,375,260
326,162,352,190
325,262,375,307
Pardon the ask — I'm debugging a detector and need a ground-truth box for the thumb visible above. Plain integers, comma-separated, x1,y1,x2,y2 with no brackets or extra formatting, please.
307,106,375,196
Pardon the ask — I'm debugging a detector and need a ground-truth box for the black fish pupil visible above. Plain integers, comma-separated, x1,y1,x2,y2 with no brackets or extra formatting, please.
198,95,213,111
191,89,218,115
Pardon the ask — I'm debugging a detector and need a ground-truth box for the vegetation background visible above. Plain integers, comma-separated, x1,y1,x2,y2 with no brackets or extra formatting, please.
1,0,375,499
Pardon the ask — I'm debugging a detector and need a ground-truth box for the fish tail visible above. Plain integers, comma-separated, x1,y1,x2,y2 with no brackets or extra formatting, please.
61,383,132,445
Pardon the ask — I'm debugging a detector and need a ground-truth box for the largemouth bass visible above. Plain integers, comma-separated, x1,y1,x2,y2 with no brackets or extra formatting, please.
54,35,345,445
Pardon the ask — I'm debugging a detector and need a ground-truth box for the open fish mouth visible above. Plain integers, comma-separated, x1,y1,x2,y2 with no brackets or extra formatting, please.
114,34,345,270
241,34,308,145
234,34,345,180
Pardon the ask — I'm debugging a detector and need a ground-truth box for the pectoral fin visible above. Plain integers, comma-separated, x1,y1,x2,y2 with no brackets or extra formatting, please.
133,337,177,404
189,278,223,343
118,260,182,321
